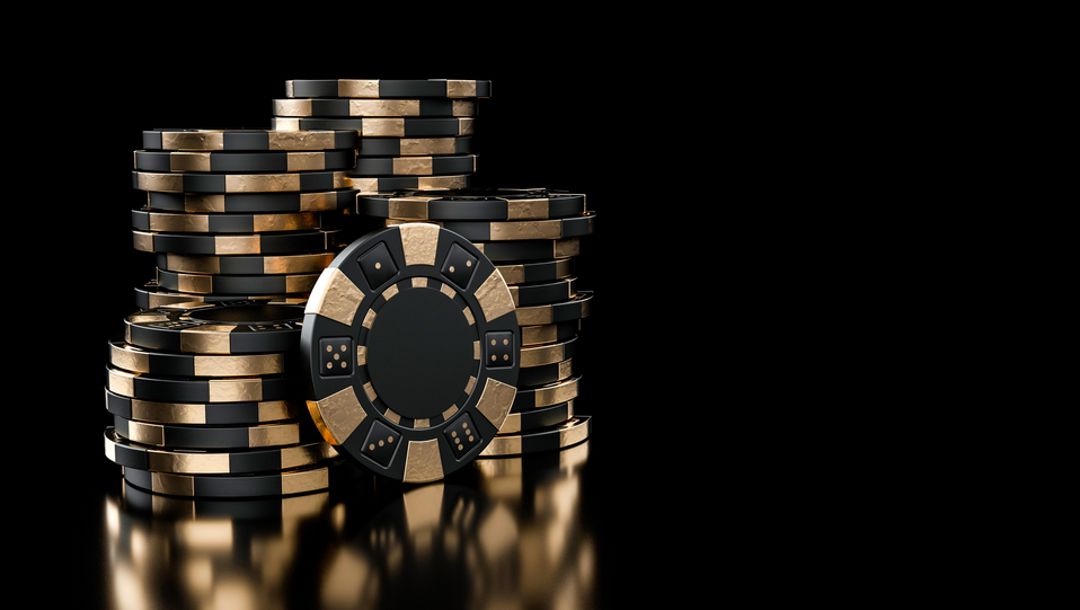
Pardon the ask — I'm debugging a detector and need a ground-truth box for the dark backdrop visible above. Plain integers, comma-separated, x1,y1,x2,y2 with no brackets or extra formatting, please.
10,41,703,608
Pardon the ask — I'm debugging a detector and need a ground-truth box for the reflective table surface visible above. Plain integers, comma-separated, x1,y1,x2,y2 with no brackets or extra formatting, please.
101,441,596,610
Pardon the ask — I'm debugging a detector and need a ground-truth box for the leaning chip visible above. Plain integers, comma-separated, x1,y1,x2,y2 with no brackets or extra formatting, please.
479,416,591,457
124,301,303,354
104,429,336,475
122,464,332,497
302,224,519,482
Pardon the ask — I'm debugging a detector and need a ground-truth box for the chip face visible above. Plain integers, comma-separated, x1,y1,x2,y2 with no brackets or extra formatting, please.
301,224,520,482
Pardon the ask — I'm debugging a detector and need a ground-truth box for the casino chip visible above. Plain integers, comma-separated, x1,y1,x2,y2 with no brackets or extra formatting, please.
358,189,587,221
301,224,519,482
284,79,492,99
124,301,304,354
480,416,591,457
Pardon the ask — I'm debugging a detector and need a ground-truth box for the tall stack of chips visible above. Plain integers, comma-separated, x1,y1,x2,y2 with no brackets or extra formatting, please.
360,190,595,453
271,79,487,193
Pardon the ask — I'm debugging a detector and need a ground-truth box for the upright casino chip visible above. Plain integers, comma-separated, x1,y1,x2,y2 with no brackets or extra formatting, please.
133,149,355,173
106,367,290,403
155,268,320,295
133,170,348,194
132,229,344,255
515,292,594,326
479,416,591,457
345,174,470,193
146,190,355,214
273,117,474,138
133,283,302,310
475,239,581,262
499,401,575,435
104,428,336,475
142,129,357,151
122,464,332,498
358,189,586,221
108,339,287,377
352,154,477,177
358,136,472,157
104,389,301,425
301,224,520,482
385,213,595,241
131,210,325,234
285,79,492,99
155,253,334,275
124,301,304,354
273,99,476,117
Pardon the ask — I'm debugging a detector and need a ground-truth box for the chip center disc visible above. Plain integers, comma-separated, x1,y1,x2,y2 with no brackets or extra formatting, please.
365,286,476,421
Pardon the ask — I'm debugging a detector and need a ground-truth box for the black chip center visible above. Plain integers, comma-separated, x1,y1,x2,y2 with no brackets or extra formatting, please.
188,304,303,324
366,287,475,421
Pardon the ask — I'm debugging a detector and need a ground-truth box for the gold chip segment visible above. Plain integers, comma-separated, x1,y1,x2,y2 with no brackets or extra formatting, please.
398,223,440,266
207,378,264,402
168,152,212,172
307,386,366,445
305,267,365,326
473,377,517,428
403,439,444,483
473,270,517,323
179,325,235,354
392,157,433,175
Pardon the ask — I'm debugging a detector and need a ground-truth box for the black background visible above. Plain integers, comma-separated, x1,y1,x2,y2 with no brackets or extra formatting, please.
13,40,703,608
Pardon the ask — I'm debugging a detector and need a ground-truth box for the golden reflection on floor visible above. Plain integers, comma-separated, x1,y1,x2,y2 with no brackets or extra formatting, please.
105,441,592,610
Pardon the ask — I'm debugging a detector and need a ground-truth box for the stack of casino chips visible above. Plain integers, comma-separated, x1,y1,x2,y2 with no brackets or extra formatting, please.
130,128,358,309
103,301,338,497
109,129,360,496
357,189,595,455
270,79,487,194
